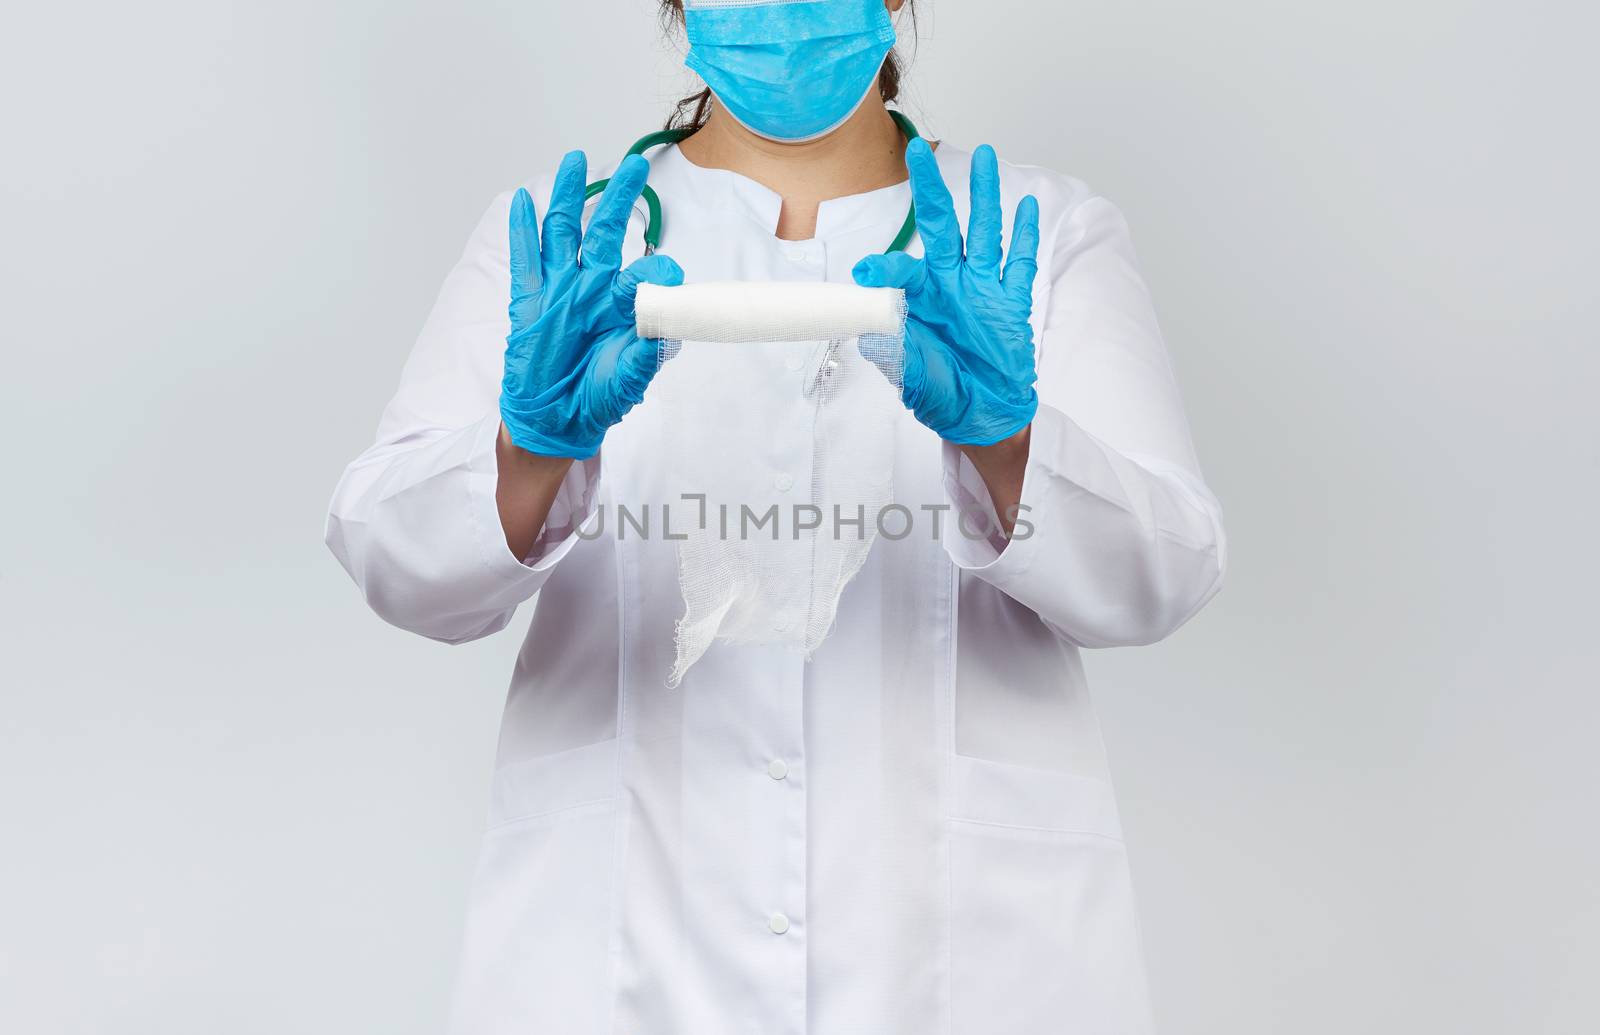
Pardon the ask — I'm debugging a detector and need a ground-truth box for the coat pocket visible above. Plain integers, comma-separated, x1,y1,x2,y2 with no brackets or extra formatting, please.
948,754,1154,1035
487,738,619,830
448,740,620,1035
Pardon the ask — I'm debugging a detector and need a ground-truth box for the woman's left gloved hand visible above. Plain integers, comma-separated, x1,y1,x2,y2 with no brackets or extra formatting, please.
852,139,1041,447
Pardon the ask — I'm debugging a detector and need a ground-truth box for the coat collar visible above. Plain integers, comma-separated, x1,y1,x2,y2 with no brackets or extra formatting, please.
646,142,914,243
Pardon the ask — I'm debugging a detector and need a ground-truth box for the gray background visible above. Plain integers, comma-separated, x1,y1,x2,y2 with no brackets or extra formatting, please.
3,1,1596,1032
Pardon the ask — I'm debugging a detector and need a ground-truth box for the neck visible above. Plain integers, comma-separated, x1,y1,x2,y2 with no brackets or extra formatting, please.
677,98,910,241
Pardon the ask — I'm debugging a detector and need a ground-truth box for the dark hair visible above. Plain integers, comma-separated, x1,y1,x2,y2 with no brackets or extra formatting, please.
658,1,916,132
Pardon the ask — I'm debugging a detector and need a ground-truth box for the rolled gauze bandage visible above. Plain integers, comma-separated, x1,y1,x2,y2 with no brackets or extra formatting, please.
635,281,906,343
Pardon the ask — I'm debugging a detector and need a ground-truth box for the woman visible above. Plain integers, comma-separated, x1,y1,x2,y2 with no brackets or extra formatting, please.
326,1,1225,1031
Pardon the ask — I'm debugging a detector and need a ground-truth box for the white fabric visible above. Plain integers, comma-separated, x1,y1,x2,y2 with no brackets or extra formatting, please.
636,281,905,342
326,141,1226,1034
640,280,907,685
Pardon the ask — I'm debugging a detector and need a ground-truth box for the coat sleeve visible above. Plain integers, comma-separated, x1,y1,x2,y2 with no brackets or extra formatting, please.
324,188,601,644
941,191,1227,647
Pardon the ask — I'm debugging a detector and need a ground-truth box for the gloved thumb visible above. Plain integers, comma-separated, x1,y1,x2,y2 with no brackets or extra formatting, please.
852,252,926,295
614,254,686,320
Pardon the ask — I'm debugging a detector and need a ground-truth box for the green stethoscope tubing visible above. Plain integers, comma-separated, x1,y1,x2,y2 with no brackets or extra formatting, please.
583,109,921,256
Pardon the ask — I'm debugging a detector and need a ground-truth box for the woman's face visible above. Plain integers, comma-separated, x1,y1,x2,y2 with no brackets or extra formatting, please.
665,1,908,20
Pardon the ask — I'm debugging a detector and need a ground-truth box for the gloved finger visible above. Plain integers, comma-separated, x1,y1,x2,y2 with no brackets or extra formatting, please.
905,138,962,271
852,251,926,295
613,253,685,322
906,335,958,416
965,145,1003,276
508,188,542,322
1001,195,1042,308
540,150,588,276
857,329,915,394
584,154,650,270
615,331,665,395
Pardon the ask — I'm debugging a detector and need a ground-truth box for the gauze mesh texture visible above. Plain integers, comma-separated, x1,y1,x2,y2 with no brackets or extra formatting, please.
636,282,905,687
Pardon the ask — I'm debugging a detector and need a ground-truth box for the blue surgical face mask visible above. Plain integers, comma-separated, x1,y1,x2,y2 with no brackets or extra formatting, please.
683,0,897,143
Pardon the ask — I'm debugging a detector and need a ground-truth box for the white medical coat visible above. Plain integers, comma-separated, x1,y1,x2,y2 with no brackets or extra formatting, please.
326,141,1226,1034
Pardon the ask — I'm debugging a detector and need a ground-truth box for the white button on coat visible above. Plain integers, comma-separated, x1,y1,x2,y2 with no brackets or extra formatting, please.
767,759,789,781
327,140,1225,1035
769,913,791,935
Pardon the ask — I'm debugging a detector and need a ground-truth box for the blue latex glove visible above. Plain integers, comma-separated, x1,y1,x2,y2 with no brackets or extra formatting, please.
853,139,1041,447
500,151,684,459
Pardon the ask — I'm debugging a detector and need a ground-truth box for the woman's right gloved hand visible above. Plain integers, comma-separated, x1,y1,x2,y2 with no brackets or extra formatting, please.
500,151,684,460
